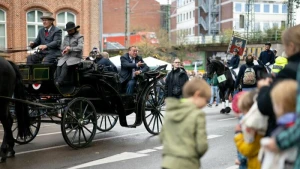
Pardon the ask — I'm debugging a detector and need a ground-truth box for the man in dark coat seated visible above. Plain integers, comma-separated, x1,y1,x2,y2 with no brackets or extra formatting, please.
92,49,118,73
119,46,149,95
27,12,62,64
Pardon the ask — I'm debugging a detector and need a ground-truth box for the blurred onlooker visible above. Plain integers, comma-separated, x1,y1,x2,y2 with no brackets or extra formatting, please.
235,54,260,92
95,52,117,73
100,52,109,59
256,24,300,137
234,90,263,169
273,49,278,59
271,52,288,75
207,73,219,107
160,78,210,169
260,80,297,169
164,58,189,98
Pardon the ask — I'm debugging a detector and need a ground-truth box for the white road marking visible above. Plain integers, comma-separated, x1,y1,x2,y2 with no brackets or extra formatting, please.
154,146,163,150
217,117,237,121
36,131,62,137
67,134,224,169
225,165,239,169
207,135,222,139
136,149,157,154
68,152,148,169
16,132,147,155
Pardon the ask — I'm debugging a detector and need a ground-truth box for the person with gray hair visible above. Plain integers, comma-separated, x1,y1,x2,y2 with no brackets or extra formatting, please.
27,12,62,64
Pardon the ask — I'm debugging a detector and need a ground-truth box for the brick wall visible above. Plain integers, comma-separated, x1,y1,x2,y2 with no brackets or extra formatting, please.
220,2,233,32
103,0,161,34
0,0,99,61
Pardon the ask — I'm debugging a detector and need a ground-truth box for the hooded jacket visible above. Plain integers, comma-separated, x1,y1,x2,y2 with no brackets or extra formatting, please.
159,98,208,169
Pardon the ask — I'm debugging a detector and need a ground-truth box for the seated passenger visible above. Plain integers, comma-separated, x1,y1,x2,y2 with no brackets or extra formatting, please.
95,52,118,73
119,46,149,95
27,12,62,64
55,22,83,86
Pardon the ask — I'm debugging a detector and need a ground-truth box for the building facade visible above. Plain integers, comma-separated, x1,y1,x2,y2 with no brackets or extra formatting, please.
171,0,288,44
103,0,161,35
0,0,99,62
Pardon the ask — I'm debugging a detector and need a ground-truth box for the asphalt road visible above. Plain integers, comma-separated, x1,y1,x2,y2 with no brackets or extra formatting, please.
0,105,239,169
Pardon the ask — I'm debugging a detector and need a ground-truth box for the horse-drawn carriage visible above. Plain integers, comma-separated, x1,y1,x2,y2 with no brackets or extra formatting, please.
3,56,166,149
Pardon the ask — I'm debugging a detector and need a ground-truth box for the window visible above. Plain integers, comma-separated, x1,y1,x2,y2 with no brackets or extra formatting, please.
27,10,43,45
0,9,6,48
235,3,242,12
183,13,185,21
57,11,76,36
235,21,240,29
263,22,270,30
255,22,260,31
273,4,279,13
282,4,287,13
190,11,191,19
264,4,270,13
273,22,279,28
254,4,260,12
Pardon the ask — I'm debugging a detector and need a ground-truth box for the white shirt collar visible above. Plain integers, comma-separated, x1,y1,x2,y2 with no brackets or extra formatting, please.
45,26,52,32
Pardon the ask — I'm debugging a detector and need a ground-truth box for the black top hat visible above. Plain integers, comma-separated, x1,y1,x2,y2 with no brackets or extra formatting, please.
63,22,80,31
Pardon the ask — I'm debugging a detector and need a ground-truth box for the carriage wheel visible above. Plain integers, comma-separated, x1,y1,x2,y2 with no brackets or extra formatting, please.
61,97,97,149
97,115,118,132
142,84,165,135
12,106,41,144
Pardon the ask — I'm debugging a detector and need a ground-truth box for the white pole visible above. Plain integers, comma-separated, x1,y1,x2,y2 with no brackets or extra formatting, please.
99,0,103,52
194,62,198,75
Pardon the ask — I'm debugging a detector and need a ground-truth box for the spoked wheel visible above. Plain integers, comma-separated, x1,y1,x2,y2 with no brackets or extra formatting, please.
97,114,118,132
142,84,165,135
61,97,97,149
12,105,41,144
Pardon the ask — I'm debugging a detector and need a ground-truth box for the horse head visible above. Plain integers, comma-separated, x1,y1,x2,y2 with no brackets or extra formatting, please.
206,58,226,78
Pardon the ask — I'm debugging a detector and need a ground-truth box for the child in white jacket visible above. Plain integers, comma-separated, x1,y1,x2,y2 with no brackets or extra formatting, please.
259,80,298,169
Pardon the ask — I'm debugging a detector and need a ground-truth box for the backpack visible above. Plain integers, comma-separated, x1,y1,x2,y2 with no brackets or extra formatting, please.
243,65,256,85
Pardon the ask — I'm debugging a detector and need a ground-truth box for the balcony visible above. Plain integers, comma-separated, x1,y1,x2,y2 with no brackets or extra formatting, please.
211,6,219,18
199,16,208,31
210,22,220,34
199,0,208,13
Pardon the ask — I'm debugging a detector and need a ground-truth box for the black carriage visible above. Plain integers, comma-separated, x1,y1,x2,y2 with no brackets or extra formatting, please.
13,60,166,149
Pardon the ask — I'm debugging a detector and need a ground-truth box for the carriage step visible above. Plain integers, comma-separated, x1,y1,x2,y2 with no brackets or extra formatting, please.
125,125,137,128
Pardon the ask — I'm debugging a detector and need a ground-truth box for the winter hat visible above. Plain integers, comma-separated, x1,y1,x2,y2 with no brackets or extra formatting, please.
232,91,247,114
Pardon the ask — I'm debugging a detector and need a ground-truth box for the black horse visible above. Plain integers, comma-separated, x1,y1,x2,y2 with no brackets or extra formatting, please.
0,57,29,162
206,59,234,114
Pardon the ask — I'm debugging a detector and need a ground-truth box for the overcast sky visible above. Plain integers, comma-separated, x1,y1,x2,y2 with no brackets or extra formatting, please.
156,0,170,4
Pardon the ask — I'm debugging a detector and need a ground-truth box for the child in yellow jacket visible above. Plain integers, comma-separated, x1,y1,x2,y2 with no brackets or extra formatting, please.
234,90,263,169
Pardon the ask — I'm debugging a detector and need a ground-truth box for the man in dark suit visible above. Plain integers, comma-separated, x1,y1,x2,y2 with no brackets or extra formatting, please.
27,12,62,64
120,46,149,95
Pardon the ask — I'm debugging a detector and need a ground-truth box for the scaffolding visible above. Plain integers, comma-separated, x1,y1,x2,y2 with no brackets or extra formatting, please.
287,0,296,28
245,0,255,39
198,0,220,43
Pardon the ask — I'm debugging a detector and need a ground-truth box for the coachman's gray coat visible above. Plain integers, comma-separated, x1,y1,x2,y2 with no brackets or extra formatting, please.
57,32,84,66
